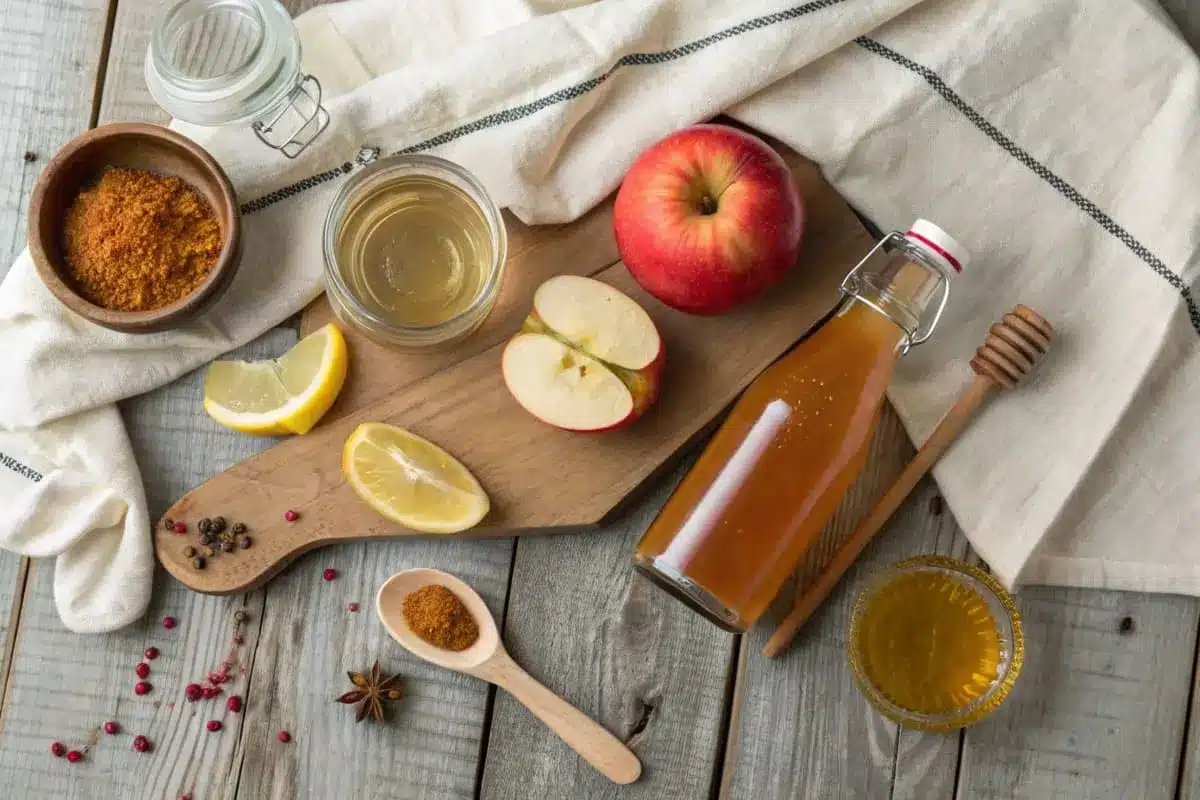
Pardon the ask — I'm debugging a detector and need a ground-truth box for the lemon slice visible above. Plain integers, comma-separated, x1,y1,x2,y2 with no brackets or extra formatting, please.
202,323,349,436
342,422,489,533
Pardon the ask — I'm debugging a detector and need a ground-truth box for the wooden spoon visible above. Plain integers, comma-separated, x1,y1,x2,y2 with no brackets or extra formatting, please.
762,304,1054,658
376,568,642,784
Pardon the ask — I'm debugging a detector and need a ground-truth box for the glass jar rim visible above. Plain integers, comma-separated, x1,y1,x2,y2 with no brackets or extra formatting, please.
321,153,509,338
146,0,301,127
846,554,1025,732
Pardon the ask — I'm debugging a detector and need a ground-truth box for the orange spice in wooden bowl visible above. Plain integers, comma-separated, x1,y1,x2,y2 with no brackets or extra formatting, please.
29,122,241,334
63,166,222,312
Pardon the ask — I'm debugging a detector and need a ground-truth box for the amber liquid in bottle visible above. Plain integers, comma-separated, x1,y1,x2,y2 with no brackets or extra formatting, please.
634,254,945,630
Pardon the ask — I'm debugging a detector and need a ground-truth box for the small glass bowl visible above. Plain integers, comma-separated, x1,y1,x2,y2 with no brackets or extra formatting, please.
846,555,1024,732
321,154,508,350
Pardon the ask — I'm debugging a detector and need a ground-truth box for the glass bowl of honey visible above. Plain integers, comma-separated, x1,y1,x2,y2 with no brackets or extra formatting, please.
322,154,507,349
846,555,1024,732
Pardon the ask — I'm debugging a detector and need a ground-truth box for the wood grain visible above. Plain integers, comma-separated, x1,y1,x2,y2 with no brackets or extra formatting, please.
0,332,288,800
480,460,739,799
0,0,115,743
155,150,872,596
719,408,970,799
234,534,514,799
5,3,1200,800
956,589,1198,799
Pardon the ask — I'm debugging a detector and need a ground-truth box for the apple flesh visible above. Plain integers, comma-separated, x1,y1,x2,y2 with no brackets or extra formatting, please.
502,275,663,432
613,123,805,315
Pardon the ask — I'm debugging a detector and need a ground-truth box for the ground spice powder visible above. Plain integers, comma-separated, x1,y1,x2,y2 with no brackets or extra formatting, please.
402,585,480,651
63,167,222,311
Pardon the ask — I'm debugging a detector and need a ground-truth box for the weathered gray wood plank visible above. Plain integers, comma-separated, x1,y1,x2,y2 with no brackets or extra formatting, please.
0,0,115,724
719,407,968,800
956,590,1197,799
481,459,738,799
0,331,286,800
236,536,513,800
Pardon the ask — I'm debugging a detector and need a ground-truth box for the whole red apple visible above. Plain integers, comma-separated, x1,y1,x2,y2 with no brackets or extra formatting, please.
613,123,805,315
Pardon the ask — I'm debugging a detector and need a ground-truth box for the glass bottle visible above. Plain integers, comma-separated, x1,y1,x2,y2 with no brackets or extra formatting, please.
145,0,330,158
633,220,968,631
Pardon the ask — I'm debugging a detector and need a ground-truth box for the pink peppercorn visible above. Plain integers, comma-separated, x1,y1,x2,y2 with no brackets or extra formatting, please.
173,521,187,534
144,647,159,660
277,730,291,743
162,616,177,629
323,568,337,582
66,750,83,764
103,721,119,735
232,635,244,645
132,735,152,753
206,720,222,733
134,681,152,696
136,662,150,679
348,602,360,612
226,696,243,713
284,509,299,522
185,684,203,702
51,741,66,757
202,687,222,699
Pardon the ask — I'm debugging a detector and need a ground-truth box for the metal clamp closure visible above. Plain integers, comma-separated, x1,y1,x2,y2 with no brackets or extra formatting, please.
839,232,953,356
253,74,331,159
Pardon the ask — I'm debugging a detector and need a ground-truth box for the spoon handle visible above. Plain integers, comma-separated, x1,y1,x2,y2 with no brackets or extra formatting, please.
480,653,642,784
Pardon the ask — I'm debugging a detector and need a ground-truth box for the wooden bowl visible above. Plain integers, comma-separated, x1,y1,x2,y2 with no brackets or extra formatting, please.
28,122,241,334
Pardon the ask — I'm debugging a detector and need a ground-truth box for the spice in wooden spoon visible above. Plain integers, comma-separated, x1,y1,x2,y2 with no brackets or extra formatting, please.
402,584,480,651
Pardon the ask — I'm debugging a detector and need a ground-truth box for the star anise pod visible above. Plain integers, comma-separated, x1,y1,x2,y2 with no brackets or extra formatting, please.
335,661,403,723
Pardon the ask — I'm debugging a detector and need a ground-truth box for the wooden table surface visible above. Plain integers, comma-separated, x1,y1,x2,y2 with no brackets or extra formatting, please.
1,2,1198,798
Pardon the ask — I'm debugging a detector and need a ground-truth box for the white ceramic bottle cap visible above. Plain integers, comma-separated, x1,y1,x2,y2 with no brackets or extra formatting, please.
905,219,969,274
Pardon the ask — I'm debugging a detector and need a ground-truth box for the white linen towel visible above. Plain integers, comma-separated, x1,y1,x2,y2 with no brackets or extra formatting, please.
1,0,1196,632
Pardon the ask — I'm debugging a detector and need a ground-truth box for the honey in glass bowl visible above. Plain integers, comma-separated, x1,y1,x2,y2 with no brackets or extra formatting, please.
847,555,1024,731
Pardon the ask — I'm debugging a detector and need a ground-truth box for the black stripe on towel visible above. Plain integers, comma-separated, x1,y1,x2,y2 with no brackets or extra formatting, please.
238,0,848,215
856,36,1200,335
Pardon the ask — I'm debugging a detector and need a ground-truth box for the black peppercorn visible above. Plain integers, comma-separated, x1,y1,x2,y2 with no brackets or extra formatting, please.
234,610,250,624
238,536,252,549
199,518,212,534
211,516,227,534
183,545,196,558
163,517,174,531
192,556,206,570
220,541,234,553
199,532,214,546
232,522,247,536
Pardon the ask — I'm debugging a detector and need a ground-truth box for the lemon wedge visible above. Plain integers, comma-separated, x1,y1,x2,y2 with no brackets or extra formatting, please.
202,323,349,436
342,422,489,533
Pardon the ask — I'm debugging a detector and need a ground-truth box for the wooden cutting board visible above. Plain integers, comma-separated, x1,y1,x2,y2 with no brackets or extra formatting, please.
155,135,874,595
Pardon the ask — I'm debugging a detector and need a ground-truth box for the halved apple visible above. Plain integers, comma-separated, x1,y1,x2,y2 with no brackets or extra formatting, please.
502,275,664,432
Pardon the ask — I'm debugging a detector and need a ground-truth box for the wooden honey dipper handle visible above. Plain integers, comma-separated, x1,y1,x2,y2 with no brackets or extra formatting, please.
762,305,1053,659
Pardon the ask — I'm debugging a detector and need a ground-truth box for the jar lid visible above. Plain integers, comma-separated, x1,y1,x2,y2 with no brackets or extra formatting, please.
905,219,969,274
144,0,302,128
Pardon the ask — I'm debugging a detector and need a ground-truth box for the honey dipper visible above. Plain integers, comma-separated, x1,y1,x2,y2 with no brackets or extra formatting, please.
762,304,1054,658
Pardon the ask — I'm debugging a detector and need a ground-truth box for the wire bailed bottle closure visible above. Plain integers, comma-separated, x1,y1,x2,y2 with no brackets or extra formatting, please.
840,219,969,355
145,0,330,158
